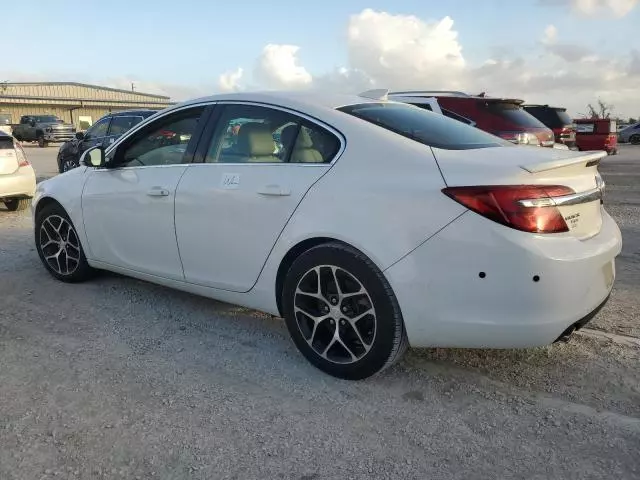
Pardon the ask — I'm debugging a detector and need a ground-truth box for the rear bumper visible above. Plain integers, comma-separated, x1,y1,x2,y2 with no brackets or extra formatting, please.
385,209,622,349
0,166,37,199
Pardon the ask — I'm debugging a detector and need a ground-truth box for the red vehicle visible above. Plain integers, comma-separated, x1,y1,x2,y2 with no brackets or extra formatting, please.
523,104,576,148
574,118,618,155
388,91,556,147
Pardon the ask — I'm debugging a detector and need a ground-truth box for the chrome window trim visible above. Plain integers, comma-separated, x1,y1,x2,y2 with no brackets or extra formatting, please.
98,100,346,171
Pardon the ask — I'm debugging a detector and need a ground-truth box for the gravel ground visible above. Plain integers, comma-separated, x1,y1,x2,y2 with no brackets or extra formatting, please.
0,145,639,480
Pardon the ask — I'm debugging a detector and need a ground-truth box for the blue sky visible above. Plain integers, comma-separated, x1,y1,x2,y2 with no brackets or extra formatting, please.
3,0,640,116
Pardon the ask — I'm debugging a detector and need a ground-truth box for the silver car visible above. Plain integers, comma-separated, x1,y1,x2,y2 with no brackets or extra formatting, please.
618,122,640,144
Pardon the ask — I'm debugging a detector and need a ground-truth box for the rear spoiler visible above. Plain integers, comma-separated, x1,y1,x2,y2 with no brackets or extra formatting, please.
520,151,606,173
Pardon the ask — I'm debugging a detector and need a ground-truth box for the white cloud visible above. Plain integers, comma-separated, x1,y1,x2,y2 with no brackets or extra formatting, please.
541,25,558,45
540,0,638,17
218,68,243,93
345,9,465,90
253,44,312,89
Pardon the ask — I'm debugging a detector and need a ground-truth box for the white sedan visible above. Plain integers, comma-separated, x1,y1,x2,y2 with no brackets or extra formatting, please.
1,131,36,211
32,90,622,380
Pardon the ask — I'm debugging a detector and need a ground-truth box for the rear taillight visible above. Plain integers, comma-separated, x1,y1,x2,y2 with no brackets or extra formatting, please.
497,131,540,146
15,143,30,167
442,185,575,233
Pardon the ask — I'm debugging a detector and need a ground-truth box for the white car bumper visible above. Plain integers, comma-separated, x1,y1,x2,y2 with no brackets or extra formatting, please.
0,166,37,199
384,209,622,348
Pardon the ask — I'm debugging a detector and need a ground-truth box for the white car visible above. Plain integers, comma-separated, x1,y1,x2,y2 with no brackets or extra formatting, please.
31,90,622,380
0,131,36,211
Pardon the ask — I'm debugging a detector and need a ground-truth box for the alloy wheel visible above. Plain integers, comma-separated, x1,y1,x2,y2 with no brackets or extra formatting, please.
293,265,377,364
39,215,81,276
62,158,78,172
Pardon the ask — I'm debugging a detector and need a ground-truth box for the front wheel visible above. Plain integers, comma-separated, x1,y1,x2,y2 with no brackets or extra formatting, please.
35,203,96,282
282,242,408,380
60,156,79,173
3,198,31,211
38,135,48,148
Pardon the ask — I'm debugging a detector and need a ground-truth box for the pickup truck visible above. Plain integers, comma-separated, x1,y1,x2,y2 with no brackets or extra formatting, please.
12,115,76,147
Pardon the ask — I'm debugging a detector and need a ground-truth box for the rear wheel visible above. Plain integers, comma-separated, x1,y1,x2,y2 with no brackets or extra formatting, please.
3,198,30,211
35,203,96,282
282,242,408,380
630,134,640,145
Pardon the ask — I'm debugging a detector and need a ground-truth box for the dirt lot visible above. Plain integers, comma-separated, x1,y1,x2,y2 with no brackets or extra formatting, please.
1,145,639,479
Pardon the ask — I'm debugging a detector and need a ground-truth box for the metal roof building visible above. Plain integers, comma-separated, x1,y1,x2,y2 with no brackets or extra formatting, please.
0,82,174,130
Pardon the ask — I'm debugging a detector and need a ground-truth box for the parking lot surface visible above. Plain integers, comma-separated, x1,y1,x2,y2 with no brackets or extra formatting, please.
1,144,639,479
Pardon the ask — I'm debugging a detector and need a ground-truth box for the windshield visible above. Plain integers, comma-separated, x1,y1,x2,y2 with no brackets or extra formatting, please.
485,102,548,129
338,102,511,150
35,115,62,123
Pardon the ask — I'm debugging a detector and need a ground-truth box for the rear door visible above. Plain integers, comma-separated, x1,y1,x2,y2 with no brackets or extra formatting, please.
174,102,343,292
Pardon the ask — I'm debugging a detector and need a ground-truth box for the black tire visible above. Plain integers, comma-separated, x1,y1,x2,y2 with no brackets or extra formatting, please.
34,203,96,283
282,242,408,380
60,156,79,173
3,198,31,211
37,135,48,148
630,135,640,145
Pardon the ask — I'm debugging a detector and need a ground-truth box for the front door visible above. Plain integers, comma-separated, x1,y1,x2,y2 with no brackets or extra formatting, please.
82,105,208,279
174,103,342,292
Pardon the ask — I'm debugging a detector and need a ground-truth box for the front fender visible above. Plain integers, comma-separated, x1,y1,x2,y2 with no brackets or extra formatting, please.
32,167,94,258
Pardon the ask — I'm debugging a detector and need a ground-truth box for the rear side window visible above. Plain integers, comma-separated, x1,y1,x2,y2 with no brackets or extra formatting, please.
338,102,510,150
484,102,547,129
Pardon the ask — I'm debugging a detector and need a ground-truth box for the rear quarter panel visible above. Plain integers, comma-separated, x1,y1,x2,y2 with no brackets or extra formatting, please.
251,115,467,312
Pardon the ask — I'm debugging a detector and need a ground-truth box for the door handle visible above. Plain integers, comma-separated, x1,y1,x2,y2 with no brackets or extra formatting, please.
147,187,170,197
257,184,291,196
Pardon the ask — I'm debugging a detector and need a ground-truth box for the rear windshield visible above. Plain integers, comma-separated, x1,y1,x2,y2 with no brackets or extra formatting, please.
0,135,13,149
524,107,573,128
338,102,510,150
484,102,547,128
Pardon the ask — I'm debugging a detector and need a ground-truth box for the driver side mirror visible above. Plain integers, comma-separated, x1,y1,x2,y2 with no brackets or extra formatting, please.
81,146,106,168
75,131,85,140
30,121,36,127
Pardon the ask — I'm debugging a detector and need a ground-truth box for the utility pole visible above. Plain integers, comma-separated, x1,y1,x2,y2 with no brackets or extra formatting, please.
131,82,136,92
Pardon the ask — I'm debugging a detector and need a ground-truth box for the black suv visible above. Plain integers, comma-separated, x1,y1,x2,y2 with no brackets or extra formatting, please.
522,105,576,148
57,109,158,173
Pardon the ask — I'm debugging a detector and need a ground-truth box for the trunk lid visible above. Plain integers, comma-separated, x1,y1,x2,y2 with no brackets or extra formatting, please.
432,145,606,239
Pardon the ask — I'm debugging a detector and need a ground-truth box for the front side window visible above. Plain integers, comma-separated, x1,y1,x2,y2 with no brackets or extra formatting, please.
117,107,204,167
205,104,339,164
109,116,143,136
85,117,111,140
339,102,510,150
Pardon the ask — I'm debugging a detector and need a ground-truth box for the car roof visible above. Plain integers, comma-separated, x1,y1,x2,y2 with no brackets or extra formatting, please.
164,90,383,115
109,109,159,117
